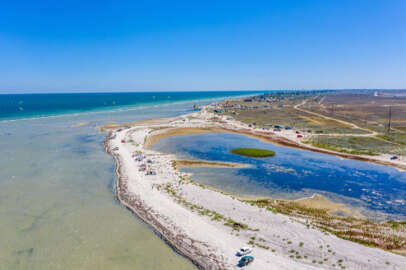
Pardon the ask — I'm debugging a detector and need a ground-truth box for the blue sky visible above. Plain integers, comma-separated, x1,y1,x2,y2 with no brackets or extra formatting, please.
0,0,405,93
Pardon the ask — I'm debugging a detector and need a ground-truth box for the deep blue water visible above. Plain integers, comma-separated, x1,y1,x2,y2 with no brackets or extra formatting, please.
0,91,259,121
153,132,406,219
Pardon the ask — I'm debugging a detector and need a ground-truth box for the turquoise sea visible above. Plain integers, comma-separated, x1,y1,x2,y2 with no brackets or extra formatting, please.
0,91,261,270
0,91,258,121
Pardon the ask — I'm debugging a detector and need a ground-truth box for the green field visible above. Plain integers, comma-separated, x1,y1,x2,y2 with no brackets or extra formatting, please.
231,148,275,157
305,136,406,156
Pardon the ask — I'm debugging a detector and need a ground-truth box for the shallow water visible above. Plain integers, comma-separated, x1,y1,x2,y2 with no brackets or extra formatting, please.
0,100,232,270
153,132,406,220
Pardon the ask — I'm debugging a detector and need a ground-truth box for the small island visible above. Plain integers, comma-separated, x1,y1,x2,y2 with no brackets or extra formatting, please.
231,147,275,157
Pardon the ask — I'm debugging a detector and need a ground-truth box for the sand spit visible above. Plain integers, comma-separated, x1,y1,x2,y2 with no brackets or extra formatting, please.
104,109,406,269
105,136,225,269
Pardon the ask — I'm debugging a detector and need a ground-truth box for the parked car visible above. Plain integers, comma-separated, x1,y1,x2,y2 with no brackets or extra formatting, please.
390,156,398,160
238,256,254,267
236,247,252,256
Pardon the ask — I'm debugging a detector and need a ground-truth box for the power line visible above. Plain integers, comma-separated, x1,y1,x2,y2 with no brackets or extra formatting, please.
387,106,392,133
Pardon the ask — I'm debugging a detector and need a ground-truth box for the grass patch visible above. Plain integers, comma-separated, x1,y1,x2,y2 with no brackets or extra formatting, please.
305,139,379,156
231,148,275,158
224,218,249,231
377,132,406,146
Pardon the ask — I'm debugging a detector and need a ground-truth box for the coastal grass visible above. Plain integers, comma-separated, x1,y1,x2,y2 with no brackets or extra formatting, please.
245,198,406,251
305,135,406,156
304,139,379,156
158,181,256,232
231,148,275,158
377,132,406,146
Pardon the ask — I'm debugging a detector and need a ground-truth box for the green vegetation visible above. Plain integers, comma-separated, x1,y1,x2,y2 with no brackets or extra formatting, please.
305,139,379,156
158,182,257,233
231,148,275,157
387,220,406,229
224,218,249,231
305,135,406,156
377,132,406,146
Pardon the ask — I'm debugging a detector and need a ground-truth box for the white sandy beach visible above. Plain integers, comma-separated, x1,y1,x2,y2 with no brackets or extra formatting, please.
105,108,406,269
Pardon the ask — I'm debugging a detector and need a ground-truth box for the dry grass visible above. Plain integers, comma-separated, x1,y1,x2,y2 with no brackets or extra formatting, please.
221,90,406,156
304,91,406,134
306,136,406,156
246,198,406,251
221,97,369,135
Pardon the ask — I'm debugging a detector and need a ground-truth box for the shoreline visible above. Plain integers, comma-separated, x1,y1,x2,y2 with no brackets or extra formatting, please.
104,133,225,269
103,108,406,269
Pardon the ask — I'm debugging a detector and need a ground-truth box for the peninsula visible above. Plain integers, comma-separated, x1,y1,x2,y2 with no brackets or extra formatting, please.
103,93,406,269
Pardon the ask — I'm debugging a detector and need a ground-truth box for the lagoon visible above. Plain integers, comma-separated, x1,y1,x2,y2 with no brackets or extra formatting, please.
153,132,406,220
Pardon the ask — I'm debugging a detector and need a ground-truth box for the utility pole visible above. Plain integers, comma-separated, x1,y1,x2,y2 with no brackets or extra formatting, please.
387,106,392,133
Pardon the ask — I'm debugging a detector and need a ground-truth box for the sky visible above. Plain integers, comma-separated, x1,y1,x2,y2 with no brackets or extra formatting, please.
0,0,405,93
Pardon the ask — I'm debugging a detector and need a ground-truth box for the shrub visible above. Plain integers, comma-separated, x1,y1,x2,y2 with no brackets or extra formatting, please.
230,148,275,157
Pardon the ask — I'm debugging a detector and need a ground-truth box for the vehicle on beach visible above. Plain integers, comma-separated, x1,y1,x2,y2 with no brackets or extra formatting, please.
238,255,254,267
236,247,252,256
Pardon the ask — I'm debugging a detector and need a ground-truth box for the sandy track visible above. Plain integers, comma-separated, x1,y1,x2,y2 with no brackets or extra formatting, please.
294,99,378,137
